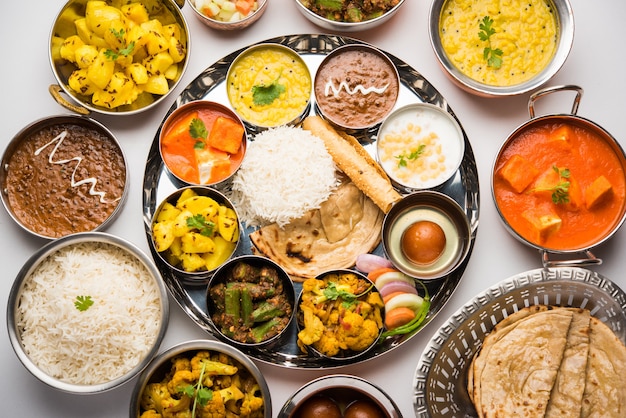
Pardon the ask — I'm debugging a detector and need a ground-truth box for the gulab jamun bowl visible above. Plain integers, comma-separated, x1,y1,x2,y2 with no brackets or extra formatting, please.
205,255,296,349
277,374,401,418
159,100,248,189
382,191,471,280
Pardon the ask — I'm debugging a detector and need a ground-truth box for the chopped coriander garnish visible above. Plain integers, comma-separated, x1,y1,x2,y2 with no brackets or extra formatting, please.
395,144,426,167
252,74,286,106
186,214,215,237
478,16,503,69
104,28,135,60
531,166,571,204
179,361,212,418
189,118,208,149
74,295,94,312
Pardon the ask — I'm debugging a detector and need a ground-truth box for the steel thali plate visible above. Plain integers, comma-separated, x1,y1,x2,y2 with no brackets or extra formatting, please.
142,33,480,368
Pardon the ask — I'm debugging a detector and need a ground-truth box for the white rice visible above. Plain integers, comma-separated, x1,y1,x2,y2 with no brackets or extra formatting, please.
228,125,339,228
16,242,162,385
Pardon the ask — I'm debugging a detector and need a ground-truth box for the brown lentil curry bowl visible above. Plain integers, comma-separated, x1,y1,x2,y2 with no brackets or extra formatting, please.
0,115,128,239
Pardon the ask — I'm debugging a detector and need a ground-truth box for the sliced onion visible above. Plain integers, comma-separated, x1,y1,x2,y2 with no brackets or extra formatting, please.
356,253,393,273
385,292,423,313
375,271,414,289
379,280,418,298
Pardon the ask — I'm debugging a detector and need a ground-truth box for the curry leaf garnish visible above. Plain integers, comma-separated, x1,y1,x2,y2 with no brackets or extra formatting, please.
74,295,94,311
189,118,208,149
104,28,135,60
186,214,215,236
252,74,286,106
395,144,426,168
478,16,503,68
179,361,213,418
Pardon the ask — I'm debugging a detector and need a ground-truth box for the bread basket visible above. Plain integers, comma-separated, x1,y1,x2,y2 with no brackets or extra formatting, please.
413,267,626,417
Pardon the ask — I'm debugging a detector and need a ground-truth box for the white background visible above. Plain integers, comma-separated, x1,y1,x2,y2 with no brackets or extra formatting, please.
1,0,625,417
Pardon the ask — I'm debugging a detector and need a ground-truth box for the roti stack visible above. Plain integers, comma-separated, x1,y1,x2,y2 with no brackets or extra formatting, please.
468,305,626,418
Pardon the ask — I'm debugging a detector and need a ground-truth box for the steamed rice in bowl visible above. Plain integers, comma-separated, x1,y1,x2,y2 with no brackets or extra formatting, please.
7,232,168,393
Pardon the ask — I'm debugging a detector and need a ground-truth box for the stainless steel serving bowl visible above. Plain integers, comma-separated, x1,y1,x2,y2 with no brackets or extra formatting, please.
188,0,268,30
429,0,574,97
295,0,406,32
277,374,402,418
130,339,272,418
7,232,169,394
49,0,190,115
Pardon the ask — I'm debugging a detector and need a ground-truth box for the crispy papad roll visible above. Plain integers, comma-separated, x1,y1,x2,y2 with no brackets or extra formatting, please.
302,115,402,213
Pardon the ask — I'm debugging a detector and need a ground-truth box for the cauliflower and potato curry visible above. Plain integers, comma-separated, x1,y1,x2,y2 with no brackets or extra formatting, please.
297,272,384,358
139,350,264,418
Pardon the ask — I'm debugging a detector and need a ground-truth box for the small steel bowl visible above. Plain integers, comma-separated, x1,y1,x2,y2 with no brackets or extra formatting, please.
188,0,268,30
159,100,248,189
277,374,402,418
226,43,312,134
130,339,272,418
296,269,384,361
376,103,465,192
205,255,296,348
0,114,128,239
49,0,190,115
7,232,169,394
314,43,399,134
382,191,471,280
150,185,242,284
429,0,574,97
295,0,406,32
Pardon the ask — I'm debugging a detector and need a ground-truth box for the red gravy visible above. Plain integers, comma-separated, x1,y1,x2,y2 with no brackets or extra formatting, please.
315,46,399,130
5,123,126,238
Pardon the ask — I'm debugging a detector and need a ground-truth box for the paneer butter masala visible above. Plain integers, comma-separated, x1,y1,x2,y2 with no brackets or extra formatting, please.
493,119,626,250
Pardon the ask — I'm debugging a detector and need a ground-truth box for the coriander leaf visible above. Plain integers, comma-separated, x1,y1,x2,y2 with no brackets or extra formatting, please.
104,28,135,60
530,166,571,204
189,118,208,140
186,214,215,236
395,144,426,168
178,361,213,418
252,76,286,106
478,16,503,69
74,295,94,312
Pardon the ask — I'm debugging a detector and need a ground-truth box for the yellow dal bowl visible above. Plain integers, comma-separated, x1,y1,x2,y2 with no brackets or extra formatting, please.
429,0,574,97
226,43,312,131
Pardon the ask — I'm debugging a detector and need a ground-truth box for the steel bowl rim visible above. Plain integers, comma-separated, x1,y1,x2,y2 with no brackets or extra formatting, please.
6,231,169,394
428,0,575,97
0,114,130,240
48,0,191,116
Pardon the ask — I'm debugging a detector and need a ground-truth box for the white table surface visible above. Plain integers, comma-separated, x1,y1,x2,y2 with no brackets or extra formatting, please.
1,1,625,417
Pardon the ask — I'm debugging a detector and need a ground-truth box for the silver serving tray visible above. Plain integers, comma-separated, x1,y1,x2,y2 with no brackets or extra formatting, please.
413,267,626,417
142,34,480,368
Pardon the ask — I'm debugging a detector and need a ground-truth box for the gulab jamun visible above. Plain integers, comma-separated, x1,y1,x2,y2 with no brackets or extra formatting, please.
401,220,446,265
344,399,386,418
294,395,342,418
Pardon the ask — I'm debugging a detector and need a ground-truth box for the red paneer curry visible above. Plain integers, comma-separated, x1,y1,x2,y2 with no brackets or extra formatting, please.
160,105,245,185
493,120,626,250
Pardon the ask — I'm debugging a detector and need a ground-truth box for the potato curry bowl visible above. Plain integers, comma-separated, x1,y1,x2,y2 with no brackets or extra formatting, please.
49,0,190,115
296,270,384,361
206,255,295,348
150,186,241,283
130,339,271,418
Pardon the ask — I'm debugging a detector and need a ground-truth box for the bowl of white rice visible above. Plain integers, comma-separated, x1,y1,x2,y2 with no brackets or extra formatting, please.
6,232,169,394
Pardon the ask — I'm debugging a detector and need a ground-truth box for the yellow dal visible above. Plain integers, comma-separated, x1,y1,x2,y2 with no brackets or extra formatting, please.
227,46,311,127
440,0,558,86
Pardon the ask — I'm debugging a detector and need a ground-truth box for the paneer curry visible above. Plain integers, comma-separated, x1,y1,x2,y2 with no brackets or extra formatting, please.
493,119,626,250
